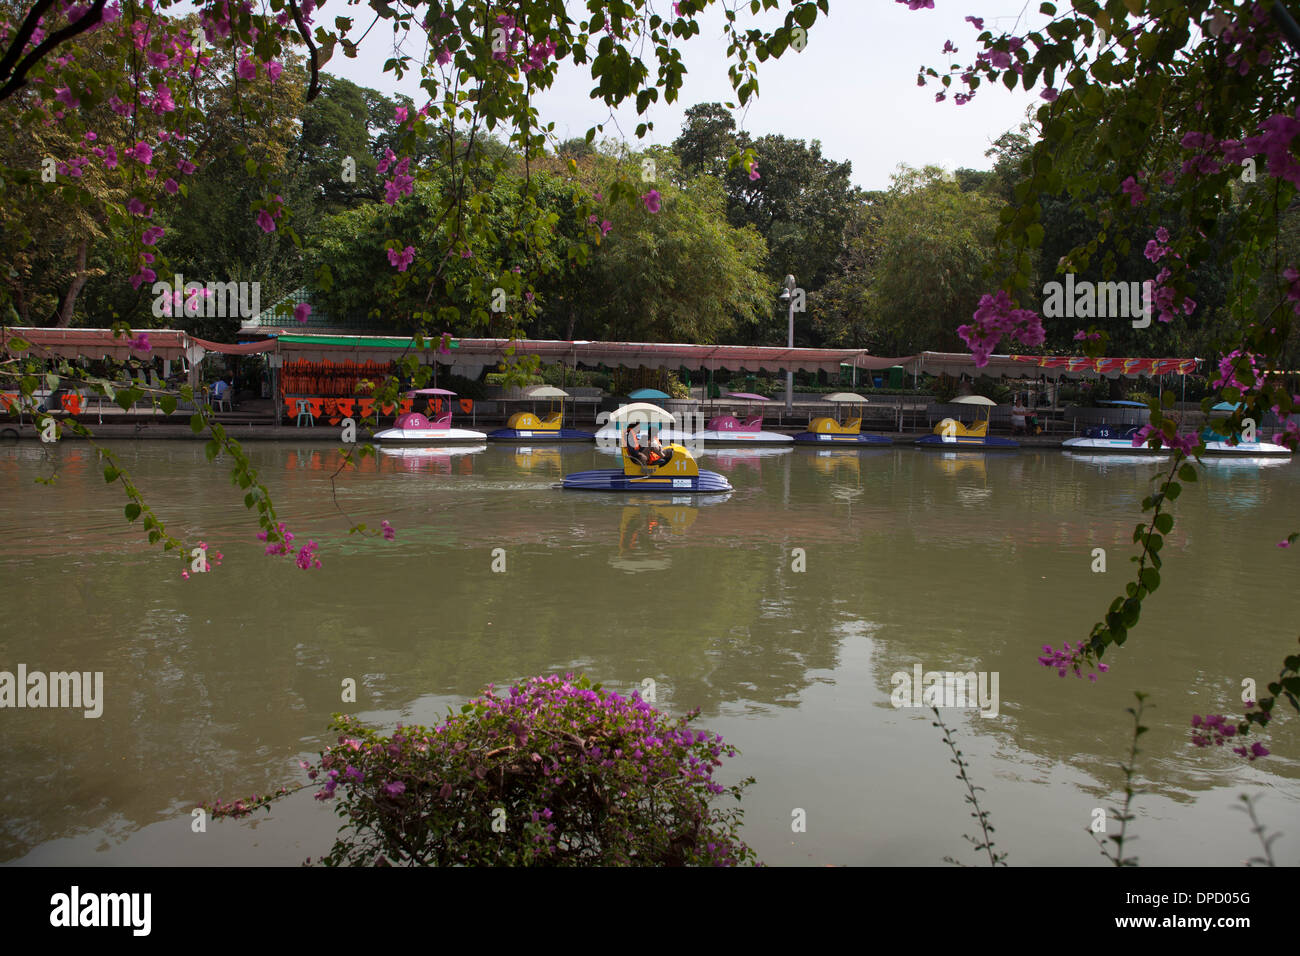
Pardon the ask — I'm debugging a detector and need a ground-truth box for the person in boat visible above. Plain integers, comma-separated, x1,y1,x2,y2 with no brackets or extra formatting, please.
647,431,672,467
626,423,652,466
625,423,671,468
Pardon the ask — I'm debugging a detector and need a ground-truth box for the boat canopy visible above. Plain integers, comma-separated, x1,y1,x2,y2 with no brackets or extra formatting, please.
608,402,675,425
525,385,569,398
823,392,869,403
406,388,457,396
628,388,671,399
1211,401,1243,412
1098,399,1148,407
724,392,769,401
951,395,998,406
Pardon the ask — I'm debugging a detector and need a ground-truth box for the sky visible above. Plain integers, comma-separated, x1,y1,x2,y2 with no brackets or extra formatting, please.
318,1,1050,192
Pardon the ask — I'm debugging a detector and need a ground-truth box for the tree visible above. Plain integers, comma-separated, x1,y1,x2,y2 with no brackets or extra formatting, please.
858,165,1002,355
672,101,737,180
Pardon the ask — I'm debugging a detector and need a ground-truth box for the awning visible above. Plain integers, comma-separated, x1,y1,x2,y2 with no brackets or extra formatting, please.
265,335,884,374
908,351,1199,379
188,337,279,355
2,327,189,360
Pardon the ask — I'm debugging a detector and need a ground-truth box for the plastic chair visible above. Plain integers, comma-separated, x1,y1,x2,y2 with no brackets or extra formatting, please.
296,399,315,427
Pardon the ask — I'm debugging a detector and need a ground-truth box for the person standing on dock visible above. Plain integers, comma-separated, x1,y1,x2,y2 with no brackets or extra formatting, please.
1012,397,1028,437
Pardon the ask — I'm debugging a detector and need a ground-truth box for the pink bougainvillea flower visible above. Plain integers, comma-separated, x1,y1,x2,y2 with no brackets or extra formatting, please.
236,56,257,80
126,140,152,165
896,0,934,8
381,520,396,541
965,16,984,29
256,209,276,233
1120,175,1146,206
176,159,197,175
642,189,661,213
266,61,283,83
599,219,612,237
957,290,1044,367
294,303,311,324
387,245,416,272
1041,87,1059,101
163,177,179,195
141,226,165,246
748,162,760,181
395,106,408,123
128,332,151,352
126,197,151,217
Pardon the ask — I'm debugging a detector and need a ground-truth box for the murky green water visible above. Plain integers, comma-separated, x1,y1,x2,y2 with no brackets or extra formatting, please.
1,440,1296,866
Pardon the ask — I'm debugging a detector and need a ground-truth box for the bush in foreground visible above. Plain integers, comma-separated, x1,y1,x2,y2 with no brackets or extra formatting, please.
210,675,757,866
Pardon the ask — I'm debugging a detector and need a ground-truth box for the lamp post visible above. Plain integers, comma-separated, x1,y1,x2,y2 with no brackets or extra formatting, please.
779,274,796,414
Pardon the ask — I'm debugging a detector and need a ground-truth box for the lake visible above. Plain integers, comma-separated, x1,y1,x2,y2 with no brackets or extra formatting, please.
1,439,1296,866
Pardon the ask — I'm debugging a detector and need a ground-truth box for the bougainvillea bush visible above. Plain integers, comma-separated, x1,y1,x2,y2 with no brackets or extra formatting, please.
211,674,758,866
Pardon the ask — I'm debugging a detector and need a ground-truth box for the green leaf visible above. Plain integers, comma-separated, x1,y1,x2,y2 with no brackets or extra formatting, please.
1154,513,1173,533
160,395,177,416
125,503,141,522
1139,567,1159,592
1178,463,1197,482
190,413,205,434
1164,482,1181,501
204,439,219,461
104,466,119,483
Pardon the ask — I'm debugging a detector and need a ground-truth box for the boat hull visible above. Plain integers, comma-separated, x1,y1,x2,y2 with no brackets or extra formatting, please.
1061,437,1170,453
915,435,1019,449
561,468,733,493
1202,440,1292,456
373,427,488,443
487,427,592,442
791,432,892,445
695,429,793,444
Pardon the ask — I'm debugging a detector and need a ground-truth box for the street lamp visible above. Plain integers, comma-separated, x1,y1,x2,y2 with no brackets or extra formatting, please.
778,274,797,414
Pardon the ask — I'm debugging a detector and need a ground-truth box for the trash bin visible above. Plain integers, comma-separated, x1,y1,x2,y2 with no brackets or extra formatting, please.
888,365,905,389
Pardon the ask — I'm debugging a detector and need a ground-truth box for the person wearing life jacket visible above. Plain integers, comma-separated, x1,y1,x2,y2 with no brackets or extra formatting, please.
646,431,672,467
626,423,652,466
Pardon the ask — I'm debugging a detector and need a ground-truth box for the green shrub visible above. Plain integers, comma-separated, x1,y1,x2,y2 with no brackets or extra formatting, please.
208,675,758,867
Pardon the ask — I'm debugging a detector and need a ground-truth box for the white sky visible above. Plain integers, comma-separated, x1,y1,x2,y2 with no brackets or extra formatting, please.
318,1,1048,191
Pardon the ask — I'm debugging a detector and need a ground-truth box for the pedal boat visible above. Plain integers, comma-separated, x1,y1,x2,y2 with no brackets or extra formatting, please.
487,385,592,441
1062,423,1171,453
373,388,488,443
792,392,892,445
1199,403,1292,456
698,393,793,444
916,395,1018,449
562,403,732,493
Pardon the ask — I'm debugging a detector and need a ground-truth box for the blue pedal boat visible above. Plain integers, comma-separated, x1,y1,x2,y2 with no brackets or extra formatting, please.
561,402,732,494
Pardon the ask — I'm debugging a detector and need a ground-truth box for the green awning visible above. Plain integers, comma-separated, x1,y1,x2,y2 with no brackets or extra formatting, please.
275,334,458,349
